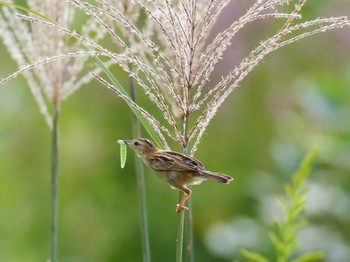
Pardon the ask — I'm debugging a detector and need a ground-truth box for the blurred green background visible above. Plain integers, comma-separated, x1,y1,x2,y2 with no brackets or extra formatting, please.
1,1,350,261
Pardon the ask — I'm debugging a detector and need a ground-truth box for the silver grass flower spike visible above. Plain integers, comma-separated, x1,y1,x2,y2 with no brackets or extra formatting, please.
1,0,349,150
0,2,110,262
14,0,347,151
0,0,110,126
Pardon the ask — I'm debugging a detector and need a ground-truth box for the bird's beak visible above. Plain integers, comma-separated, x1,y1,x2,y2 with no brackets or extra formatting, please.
117,139,132,145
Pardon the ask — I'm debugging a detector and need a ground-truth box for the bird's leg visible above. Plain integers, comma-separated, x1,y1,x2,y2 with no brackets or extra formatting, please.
176,188,191,213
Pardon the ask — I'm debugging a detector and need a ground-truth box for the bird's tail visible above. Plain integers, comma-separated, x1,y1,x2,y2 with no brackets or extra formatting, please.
198,171,233,184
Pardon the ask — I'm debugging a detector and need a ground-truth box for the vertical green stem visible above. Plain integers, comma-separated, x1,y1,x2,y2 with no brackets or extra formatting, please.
176,191,186,262
183,123,194,262
50,104,59,262
176,115,189,262
186,198,194,262
129,71,151,262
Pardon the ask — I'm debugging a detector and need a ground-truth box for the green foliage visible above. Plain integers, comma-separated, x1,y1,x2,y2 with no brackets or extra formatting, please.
238,248,269,262
239,145,323,262
292,251,324,262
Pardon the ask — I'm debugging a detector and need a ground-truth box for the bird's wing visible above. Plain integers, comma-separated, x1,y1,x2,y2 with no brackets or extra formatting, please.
150,151,205,171
149,154,175,171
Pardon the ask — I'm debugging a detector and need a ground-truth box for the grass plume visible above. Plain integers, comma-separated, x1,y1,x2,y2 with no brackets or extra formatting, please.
0,1,108,261
12,0,348,152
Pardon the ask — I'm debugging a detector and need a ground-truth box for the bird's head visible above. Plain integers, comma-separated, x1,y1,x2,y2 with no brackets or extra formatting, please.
121,138,157,156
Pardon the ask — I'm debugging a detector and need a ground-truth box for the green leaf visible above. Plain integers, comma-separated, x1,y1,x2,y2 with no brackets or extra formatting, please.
118,140,127,169
292,145,318,189
0,0,56,24
240,248,270,262
293,251,324,262
91,55,165,149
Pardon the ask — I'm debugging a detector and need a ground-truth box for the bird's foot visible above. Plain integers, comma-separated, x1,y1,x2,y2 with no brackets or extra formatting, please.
176,204,189,213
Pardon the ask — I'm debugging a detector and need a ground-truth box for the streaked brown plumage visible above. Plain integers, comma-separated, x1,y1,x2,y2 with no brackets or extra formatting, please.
122,138,233,212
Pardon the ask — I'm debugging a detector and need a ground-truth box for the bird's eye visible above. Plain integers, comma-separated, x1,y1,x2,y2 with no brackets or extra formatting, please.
134,141,139,146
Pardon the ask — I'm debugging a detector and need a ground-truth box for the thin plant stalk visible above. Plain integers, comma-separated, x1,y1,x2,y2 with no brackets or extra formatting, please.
186,198,194,262
129,69,151,262
50,102,59,262
176,191,186,262
176,115,189,262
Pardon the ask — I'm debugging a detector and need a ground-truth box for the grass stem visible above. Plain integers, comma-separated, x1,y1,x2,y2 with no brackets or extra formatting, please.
186,198,194,262
176,115,190,262
176,192,186,262
50,104,59,262
130,69,151,262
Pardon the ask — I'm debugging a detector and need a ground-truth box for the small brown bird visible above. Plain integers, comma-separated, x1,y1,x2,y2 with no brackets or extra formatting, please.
121,138,233,212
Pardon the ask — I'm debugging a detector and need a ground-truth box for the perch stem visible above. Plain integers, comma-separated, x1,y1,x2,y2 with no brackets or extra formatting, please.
130,68,151,262
50,103,59,262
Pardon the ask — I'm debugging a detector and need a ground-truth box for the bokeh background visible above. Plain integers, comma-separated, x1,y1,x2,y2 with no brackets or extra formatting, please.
1,1,349,261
